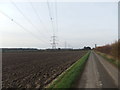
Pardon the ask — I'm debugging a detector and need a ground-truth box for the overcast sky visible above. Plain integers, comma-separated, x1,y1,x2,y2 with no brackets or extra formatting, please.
0,1,118,49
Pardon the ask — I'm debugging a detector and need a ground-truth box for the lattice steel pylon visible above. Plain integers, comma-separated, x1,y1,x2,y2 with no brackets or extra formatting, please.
51,35,57,49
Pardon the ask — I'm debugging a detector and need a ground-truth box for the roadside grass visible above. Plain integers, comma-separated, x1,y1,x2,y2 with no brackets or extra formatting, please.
96,51,120,68
46,51,90,89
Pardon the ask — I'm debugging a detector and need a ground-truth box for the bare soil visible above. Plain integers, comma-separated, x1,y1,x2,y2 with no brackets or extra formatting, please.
2,50,87,88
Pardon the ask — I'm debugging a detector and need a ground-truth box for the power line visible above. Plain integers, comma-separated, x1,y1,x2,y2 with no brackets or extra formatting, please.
0,10,48,44
47,0,53,21
47,0,55,35
55,0,58,32
47,0,58,49
11,1,49,39
29,2,51,35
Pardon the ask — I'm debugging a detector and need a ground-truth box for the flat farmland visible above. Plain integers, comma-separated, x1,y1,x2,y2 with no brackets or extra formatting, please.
2,50,87,88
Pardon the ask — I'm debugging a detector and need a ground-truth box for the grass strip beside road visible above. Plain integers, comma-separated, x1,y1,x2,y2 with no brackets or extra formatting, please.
46,51,90,89
96,51,120,68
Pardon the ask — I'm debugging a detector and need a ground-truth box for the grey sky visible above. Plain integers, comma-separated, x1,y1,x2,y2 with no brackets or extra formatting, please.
0,1,118,49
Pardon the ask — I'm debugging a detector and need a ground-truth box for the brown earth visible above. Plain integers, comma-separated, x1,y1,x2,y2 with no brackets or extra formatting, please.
2,50,87,88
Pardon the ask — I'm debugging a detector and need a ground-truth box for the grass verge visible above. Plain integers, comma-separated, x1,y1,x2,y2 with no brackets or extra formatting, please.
46,51,90,89
95,51,120,68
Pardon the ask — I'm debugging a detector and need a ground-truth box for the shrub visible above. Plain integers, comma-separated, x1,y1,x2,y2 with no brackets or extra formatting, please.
95,40,120,61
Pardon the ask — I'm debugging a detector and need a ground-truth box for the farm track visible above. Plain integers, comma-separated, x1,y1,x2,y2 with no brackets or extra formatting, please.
75,51,119,88
2,51,87,88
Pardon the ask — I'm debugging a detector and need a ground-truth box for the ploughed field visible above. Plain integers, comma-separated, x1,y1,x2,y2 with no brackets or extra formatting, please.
2,50,87,88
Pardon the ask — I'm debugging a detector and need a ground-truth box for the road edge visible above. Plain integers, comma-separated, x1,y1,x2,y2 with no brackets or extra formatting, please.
45,51,90,88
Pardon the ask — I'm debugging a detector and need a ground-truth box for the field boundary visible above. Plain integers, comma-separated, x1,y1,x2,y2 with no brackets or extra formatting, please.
95,51,120,68
46,51,90,88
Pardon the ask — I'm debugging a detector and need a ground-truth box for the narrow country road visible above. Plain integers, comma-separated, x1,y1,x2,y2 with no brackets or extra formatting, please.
75,51,119,88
